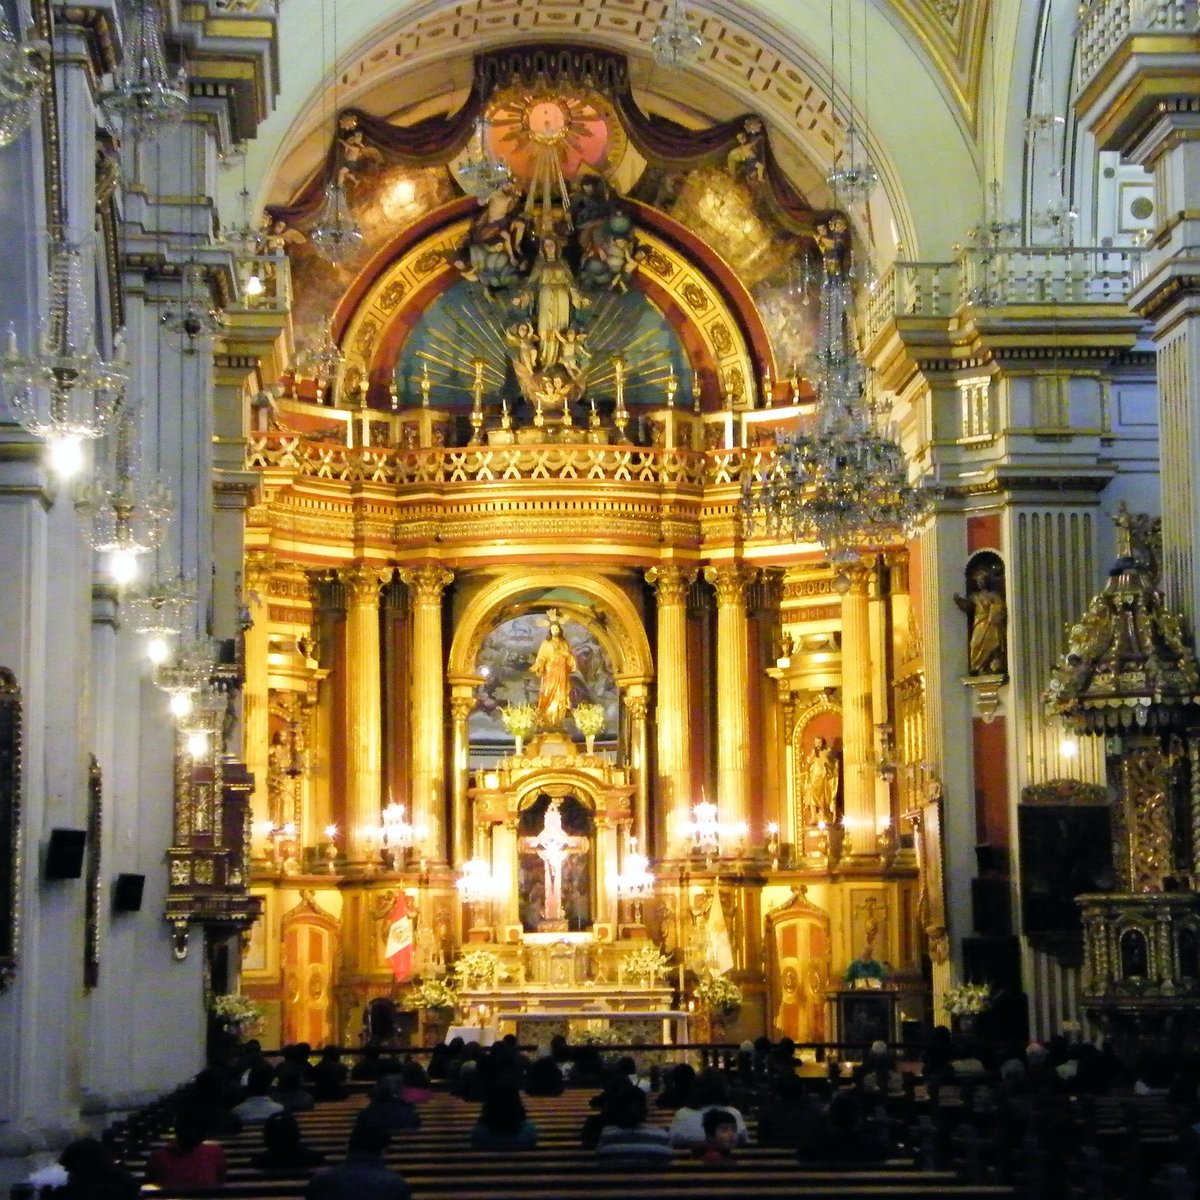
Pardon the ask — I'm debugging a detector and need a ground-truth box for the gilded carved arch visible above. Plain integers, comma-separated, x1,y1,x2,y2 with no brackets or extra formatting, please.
448,569,653,685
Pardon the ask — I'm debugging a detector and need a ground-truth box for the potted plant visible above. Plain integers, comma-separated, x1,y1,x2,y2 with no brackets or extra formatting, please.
405,978,459,1045
453,948,503,990
942,979,994,1038
694,971,742,1042
622,945,672,988
500,703,539,756
209,993,264,1040
572,702,606,754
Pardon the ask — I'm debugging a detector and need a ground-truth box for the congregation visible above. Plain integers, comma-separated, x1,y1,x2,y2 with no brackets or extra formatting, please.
14,1030,1200,1200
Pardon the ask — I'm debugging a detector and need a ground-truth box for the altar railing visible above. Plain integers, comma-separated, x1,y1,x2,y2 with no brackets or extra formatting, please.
248,433,775,489
1077,0,1199,90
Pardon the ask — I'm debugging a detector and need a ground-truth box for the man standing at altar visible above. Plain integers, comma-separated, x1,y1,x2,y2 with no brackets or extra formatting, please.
531,614,577,728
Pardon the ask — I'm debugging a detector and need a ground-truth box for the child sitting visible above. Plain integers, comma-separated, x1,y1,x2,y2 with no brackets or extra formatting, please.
697,1108,739,1166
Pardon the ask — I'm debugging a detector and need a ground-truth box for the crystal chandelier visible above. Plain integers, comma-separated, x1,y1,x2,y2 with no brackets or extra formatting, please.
0,6,50,147
127,571,196,663
456,857,495,902
741,264,931,567
650,0,704,70
687,800,721,858
295,325,344,400
98,0,188,140
179,682,228,758
380,801,414,870
0,237,127,477
309,178,364,265
160,261,222,350
154,638,216,717
77,402,173,585
457,115,512,202
826,123,878,209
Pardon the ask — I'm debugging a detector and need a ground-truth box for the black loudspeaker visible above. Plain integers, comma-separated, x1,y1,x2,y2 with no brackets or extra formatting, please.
44,828,87,879
112,873,145,913
971,876,1013,937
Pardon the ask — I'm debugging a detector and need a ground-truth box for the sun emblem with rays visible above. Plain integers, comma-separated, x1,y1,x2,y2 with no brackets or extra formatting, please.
484,86,625,201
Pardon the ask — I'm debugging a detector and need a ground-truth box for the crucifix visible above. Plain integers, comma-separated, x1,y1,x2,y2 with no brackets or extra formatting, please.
520,799,589,929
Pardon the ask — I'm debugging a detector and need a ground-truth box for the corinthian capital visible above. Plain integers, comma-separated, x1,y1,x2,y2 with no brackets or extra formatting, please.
703,562,752,607
399,563,454,604
645,563,696,607
341,565,392,607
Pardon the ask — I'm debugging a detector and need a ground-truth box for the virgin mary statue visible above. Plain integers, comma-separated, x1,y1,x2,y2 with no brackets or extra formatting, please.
531,620,576,728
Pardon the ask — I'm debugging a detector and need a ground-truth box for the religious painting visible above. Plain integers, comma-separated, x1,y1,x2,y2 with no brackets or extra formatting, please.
471,612,619,757
1018,801,1113,935
765,886,830,1043
517,793,593,932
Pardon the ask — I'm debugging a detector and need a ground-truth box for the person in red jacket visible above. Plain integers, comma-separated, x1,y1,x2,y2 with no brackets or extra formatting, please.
144,1110,227,1189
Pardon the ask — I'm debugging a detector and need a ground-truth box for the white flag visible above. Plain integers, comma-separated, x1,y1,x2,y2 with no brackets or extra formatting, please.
706,887,735,975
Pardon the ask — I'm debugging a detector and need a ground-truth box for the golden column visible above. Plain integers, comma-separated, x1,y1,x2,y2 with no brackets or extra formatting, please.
624,687,650,849
840,564,877,857
704,563,752,832
448,689,477,868
400,564,454,862
342,566,390,863
646,565,694,856
242,553,273,852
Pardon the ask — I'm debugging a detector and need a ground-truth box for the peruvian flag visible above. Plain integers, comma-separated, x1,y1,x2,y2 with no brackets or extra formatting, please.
385,890,414,981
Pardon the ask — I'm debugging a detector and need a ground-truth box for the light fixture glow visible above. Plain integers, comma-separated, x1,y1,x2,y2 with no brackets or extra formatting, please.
107,546,140,585
47,432,85,479
185,729,208,757
146,635,170,664
1060,735,1079,759
244,271,265,298
168,690,194,718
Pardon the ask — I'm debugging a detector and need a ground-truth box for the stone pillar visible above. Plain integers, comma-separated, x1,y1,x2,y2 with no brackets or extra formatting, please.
342,567,389,863
646,565,694,856
624,686,650,850
704,563,752,831
839,565,876,857
400,564,454,862
449,691,476,868
496,817,520,931
242,553,273,849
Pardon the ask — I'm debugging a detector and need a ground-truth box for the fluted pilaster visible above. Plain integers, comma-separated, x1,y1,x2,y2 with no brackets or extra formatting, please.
242,554,273,848
400,564,454,862
647,565,694,856
449,692,476,868
342,567,390,862
704,563,752,830
839,566,876,857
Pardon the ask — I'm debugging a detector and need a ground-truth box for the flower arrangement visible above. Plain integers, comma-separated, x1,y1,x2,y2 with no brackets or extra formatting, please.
454,949,503,988
694,971,742,1017
210,993,263,1033
406,978,459,1014
571,702,606,739
943,980,994,1016
623,945,672,985
501,703,539,739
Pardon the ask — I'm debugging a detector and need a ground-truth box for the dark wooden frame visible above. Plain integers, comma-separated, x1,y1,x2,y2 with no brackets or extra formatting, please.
84,756,102,989
0,668,22,989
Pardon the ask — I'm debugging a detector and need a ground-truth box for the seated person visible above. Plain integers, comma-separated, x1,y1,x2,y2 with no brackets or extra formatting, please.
756,1074,824,1148
232,1064,285,1124
144,1110,228,1189
696,1108,739,1166
845,945,887,986
311,1046,349,1101
362,1079,422,1131
396,1059,435,1104
595,1085,673,1169
800,1091,887,1165
53,1137,138,1200
251,1112,326,1172
525,1053,564,1097
470,1082,538,1149
667,1070,749,1148
272,1063,316,1112
655,1063,696,1110
305,1115,411,1200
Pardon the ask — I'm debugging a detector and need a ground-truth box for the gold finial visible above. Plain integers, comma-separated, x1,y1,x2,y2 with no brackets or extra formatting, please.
665,364,678,409
419,361,431,408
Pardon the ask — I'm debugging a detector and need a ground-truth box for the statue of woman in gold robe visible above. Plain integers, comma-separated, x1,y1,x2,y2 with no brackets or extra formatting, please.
531,620,577,729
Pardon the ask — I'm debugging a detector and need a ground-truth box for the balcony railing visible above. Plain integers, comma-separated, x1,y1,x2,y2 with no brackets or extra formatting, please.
864,247,1141,344
1077,0,1199,90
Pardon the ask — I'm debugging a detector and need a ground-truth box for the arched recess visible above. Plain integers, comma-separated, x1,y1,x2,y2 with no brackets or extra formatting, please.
331,201,772,409
448,569,654,687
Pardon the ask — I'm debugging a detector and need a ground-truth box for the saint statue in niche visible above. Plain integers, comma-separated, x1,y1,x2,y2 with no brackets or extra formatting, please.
801,736,840,827
955,558,1008,675
531,614,577,729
